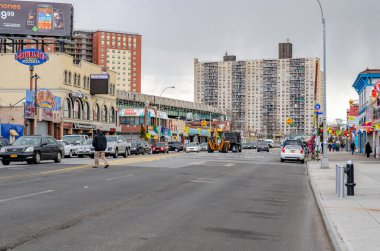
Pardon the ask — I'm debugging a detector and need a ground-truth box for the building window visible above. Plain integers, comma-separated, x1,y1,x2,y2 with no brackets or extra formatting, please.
93,104,100,121
63,98,72,118
73,73,77,86
73,100,81,119
83,75,87,89
64,70,68,84
83,102,90,120
68,71,72,85
77,74,81,87
102,105,108,122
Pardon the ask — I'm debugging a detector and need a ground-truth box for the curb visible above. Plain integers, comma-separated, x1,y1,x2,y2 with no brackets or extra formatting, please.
306,161,347,251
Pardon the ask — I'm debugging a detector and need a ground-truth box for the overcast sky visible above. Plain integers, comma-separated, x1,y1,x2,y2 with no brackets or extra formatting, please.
35,0,380,122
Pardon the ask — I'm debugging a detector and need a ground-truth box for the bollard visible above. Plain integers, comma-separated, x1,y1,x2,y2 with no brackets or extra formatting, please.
336,164,340,195
337,164,345,198
345,160,356,196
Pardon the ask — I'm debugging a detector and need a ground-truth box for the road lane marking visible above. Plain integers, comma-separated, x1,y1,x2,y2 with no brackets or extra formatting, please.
0,190,54,203
106,174,133,181
190,178,219,183
0,153,180,181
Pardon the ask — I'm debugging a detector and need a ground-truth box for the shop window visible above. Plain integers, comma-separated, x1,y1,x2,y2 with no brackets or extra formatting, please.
83,102,90,120
110,107,116,123
102,105,108,122
73,100,81,119
93,104,100,121
63,98,72,118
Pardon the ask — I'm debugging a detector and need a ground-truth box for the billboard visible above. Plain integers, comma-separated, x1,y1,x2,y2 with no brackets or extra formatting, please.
0,1,73,37
90,74,109,95
25,89,61,122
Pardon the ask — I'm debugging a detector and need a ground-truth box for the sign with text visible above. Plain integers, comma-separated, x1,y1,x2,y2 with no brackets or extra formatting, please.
24,89,61,122
0,1,73,37
15,48,48,66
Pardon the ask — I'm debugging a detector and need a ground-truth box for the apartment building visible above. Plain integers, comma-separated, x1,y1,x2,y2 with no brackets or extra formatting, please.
194,43,324,138
92,30,142,93
64,30,93,63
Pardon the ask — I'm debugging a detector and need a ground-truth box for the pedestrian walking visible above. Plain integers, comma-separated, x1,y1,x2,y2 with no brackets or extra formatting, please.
328,143,332,152
92,130,109,168
350,142,356,155
365,142,372,158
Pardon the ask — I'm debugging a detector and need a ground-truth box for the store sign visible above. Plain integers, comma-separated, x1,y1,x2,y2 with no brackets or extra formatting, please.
73,123,96,130
25,89,61,122
118,108,144,117
70,91,87,101
15,49,48,66
62,122,72,129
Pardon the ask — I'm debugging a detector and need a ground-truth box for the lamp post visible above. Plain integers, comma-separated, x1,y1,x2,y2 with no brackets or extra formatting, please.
31,74,40,135
316,0,329,168
158,86,175,141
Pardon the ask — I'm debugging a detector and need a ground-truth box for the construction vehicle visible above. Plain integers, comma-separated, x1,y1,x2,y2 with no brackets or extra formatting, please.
207,128,242,153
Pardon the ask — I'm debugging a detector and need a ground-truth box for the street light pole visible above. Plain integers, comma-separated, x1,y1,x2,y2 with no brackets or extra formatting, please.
316,0,329,168
158,86,175,141
31,74,40,135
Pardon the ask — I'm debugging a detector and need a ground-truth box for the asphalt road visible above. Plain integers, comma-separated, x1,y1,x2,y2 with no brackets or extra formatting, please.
0,149,332,251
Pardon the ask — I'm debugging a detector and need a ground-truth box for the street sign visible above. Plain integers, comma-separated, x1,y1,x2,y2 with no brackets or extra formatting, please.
315,103,321,111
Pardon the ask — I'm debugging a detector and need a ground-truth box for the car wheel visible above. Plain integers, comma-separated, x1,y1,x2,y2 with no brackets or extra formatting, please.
33,152,41,164
281,158,284,162
54,152,62,163
301,159,305,164
257,150,260,152
2,160,10,166
123,149,128,158
113,149,119,158
90,154,94,159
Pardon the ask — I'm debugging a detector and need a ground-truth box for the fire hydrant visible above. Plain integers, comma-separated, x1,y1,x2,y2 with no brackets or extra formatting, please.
345,160,356,196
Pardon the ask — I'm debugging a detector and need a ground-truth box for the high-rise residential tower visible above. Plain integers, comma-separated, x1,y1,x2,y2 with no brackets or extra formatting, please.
194,43,324,138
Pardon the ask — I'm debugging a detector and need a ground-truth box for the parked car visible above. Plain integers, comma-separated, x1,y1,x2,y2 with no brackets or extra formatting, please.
82,139,95,158
242,143,251,149
281,143,305,163
105,135,131,158
249,142,257,149
265,139,274,148
57,140,77,158
62,134,89,157
0,137,10,149
200,142,208,151
0,135,64,165
168,142,184,152
185,142,200,153
152,142,169,154
130,139,145,155
257,142,270,152
142,140,153,154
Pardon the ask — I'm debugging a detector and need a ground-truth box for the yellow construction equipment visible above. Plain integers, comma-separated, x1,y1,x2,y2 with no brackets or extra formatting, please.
207,128,229,153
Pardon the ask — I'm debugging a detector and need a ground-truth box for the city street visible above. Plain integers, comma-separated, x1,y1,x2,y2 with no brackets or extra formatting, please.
0,150,332,251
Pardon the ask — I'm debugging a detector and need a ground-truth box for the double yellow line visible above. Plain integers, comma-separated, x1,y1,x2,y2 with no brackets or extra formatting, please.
0,153,180,181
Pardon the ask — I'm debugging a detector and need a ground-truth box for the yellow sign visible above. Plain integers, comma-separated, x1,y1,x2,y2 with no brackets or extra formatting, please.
201,121,207,127
286,118,293,125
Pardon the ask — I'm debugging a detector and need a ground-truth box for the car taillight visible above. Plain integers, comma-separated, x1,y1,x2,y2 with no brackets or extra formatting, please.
300,149,304,154
282,147,285,153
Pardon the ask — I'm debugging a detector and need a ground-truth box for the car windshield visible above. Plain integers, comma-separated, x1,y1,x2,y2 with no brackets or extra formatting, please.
131,141,138,146
187,143,198,147
62,136,82,144
13,136,41,146
106,136,118,142
284,140,302,146
156,142,165,147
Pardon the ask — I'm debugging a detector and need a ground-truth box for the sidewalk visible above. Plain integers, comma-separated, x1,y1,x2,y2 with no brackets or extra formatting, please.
308,152,380,251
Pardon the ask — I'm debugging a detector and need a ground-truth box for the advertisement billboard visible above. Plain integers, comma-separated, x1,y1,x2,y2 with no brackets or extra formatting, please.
90,74,109,95
0,1,73,37
25,89,61,122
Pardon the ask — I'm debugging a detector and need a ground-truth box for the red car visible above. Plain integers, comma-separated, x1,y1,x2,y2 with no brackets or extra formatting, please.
152,142,169,154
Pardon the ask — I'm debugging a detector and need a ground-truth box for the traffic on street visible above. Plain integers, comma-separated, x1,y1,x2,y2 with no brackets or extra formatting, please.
0,148,332,251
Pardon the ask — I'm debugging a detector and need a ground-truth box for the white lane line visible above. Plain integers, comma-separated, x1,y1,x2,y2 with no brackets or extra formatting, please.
224,163,235,167
190,178,219,183
0,190,55,203
106,174,133,181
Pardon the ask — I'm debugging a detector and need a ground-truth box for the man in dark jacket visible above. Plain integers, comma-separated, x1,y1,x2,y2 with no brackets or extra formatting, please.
350,142,356,155
92,130,109,168
365,142,372,158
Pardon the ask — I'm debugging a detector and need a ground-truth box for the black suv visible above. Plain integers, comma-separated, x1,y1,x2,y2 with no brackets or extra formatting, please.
168,142,184,152
0,136,64,165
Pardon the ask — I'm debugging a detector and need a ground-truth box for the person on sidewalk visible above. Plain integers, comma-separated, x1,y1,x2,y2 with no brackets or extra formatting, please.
350,142,356,155
365,142,372,158
92,130,109,168
328,143,332,152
